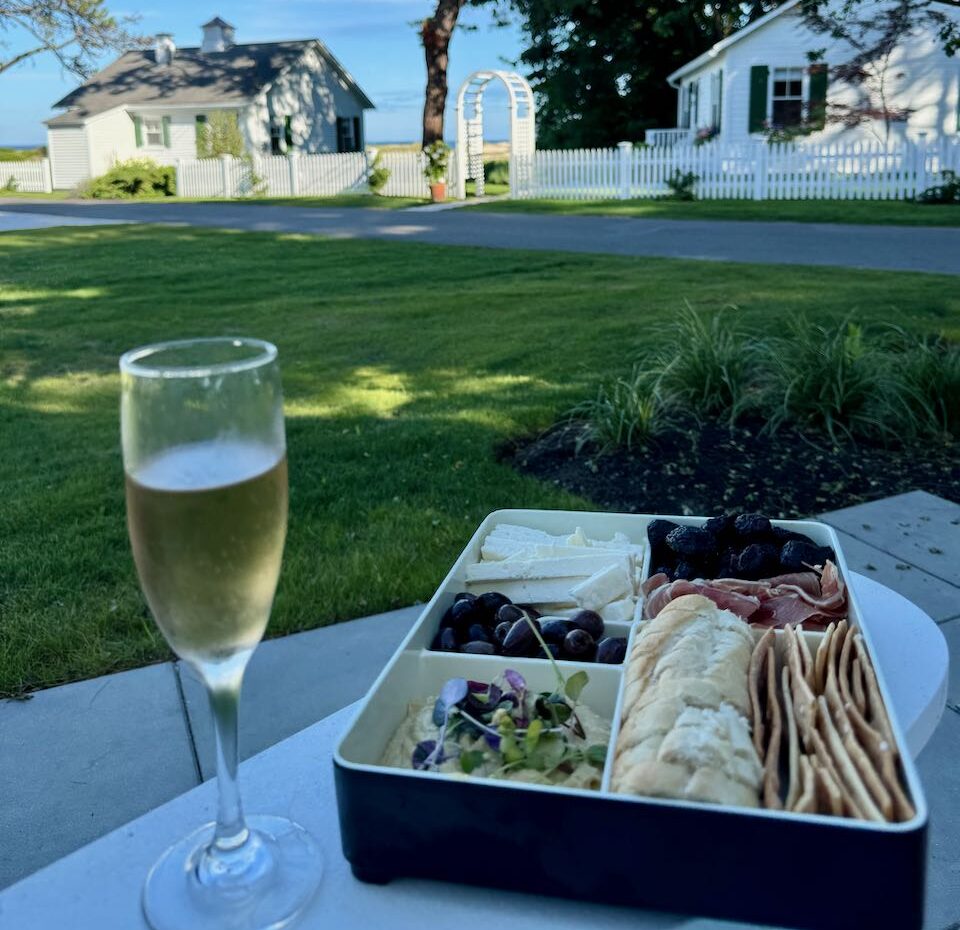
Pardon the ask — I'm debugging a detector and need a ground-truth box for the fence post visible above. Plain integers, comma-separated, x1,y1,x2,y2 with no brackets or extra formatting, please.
288,151,300,197
41,158,53,193
219,154,232,198
916,132,929,197
617,141,632,200
174,158,183,197
753,141,767,200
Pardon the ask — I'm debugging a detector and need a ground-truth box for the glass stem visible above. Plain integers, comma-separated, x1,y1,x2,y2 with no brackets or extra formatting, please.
208,679,249,850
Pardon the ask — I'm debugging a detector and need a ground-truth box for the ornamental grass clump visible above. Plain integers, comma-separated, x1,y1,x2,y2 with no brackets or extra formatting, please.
572,364,667,454
759,318,929,444
899,336,960,438
653,303,758,425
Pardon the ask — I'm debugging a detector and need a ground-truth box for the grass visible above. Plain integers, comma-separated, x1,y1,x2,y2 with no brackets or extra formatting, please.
2,226,960,696
467,197,960,227
0,189,74,200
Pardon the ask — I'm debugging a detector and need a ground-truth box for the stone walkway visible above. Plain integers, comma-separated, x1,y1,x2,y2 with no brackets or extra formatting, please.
1,199,959,274
1,491,957,926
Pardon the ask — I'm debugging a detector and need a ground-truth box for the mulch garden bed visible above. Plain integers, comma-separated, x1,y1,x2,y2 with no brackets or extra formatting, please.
502,416,960,517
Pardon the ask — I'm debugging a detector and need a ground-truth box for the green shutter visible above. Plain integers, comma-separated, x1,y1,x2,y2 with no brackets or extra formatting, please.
717,69,723,130
133,115,143,147
748,65,769,133
161,116,171,147
808,63,828,129
284,115,293,149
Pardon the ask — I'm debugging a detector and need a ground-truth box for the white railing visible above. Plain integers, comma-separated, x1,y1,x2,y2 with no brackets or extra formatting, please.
514,138,960,201
645,128,695,148
0,158,53,193
173,150,456,200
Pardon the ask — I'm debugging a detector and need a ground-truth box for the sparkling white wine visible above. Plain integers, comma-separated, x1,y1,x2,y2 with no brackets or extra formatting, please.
126,440,288,665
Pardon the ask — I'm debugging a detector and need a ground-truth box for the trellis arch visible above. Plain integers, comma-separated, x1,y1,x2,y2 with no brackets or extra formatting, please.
455,70,536,199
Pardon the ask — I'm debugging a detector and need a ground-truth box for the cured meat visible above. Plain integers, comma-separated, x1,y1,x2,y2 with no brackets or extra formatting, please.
643,562,847,630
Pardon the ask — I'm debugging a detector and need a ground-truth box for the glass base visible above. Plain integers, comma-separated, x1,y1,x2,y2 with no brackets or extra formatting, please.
143,815,322,930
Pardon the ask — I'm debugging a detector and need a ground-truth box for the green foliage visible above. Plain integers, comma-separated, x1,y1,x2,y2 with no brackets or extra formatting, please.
916,171,960,205
897,335,960,437
197,111,245,159
422,140,450,183
572,365,668,453
2,175,19,193
81,158,176,199
654,304,756,422
664,169,697,201
0,0,145,80
510,0,772,147
483,159,509,185
367,150,391,194
0,146,46,161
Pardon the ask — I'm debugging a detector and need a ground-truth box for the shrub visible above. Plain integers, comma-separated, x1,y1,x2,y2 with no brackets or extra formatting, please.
916,170,960,205
759,318,929,444
367,150,391,194
572,365,667,454
197,111,246,159
664,169,697,201
2,175,19,193
81,159,176,199
899,335,960,437
483,159,509,185
653,303,757,424
422,141,450,184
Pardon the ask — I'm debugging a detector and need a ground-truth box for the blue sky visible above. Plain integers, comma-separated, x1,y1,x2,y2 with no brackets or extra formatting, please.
0,1,523,145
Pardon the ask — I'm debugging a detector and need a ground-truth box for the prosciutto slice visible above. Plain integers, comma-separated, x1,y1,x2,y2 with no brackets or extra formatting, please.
642,561,847,630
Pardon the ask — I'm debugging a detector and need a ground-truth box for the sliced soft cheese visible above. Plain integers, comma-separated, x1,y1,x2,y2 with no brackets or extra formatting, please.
600,597,637,623
465,577,579,606
466,551,624,583
570,562,633,612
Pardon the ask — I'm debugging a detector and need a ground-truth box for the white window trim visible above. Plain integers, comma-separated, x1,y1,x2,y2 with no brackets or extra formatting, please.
142,116,164,147
767,66,809,127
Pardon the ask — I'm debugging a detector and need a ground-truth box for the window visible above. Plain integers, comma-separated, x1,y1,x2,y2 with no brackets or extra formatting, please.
770,67,804,127
270,120,282,155
284,116,293,150
711,70,723,130
144,117,164,147
336,116,359,153
679,79,699,129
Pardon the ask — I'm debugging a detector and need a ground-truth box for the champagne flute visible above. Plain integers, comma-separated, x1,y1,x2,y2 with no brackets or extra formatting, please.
120,337,321,930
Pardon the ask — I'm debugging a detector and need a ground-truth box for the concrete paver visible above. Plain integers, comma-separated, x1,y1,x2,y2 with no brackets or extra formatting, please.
823,491,960,591
917,711,960,929
178,606,421,779
829,528,960,623
0,663,197,890
1,200,959,275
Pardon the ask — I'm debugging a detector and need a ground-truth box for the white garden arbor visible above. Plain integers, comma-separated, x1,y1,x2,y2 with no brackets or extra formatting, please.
455,70,536,199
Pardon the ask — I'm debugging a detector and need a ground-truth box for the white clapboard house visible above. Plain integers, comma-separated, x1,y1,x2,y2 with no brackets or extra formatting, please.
648,0,960,146
44,17,374,189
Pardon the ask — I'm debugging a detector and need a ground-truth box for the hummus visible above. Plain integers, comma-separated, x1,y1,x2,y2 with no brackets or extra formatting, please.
381,699,611,790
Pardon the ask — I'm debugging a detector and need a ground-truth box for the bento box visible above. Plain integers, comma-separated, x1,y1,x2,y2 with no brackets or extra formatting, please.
333,510,927,930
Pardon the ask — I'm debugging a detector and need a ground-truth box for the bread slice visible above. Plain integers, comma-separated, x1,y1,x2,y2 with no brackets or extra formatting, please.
612,594,762,808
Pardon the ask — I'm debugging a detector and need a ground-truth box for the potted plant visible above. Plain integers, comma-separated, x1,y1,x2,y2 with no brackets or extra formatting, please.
423,140,450,202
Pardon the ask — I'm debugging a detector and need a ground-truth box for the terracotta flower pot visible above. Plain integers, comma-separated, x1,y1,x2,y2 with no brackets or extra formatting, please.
429,182,446,203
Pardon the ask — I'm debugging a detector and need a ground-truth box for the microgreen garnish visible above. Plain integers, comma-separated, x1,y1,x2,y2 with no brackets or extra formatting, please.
411,658,606,782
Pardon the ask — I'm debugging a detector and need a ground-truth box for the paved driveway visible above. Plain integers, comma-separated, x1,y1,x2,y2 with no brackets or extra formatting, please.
1,200,958,274
0,209,128,232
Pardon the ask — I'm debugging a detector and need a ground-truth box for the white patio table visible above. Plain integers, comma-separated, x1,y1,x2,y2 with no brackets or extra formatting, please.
0,573,948,930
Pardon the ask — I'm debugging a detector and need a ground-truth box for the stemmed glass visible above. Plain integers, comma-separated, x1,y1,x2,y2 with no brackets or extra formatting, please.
120,337,322,930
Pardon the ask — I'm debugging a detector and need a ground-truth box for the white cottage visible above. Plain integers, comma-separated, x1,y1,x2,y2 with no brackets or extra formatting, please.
44,17,374,189
650,0,960,146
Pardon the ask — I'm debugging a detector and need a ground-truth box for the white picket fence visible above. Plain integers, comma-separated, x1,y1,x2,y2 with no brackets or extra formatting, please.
516,138,960,201
174,150,455,200
0,158,53,193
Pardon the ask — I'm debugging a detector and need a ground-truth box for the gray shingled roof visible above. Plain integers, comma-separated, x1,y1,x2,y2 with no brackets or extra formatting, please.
46,40,373,126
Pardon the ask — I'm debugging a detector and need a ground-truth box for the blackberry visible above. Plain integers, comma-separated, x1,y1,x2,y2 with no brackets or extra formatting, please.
736,543,780,580
734,513,772,541
666,525,714,557
647,519,680,549
780,540,836,572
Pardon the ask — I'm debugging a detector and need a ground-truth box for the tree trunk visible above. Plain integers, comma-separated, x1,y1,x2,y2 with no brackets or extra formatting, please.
421,0,466,148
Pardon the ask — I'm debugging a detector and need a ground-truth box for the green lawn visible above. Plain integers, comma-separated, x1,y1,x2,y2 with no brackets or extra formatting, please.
467,197,960,226
2,226,959,697
194,193,428,209
0,190,74,201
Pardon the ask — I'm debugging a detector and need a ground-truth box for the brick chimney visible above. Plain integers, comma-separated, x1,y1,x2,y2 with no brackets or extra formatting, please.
201,17,235,53
155,33,176,65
